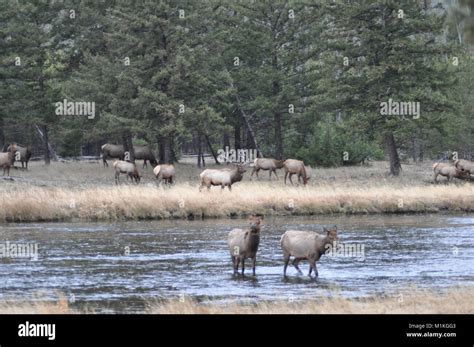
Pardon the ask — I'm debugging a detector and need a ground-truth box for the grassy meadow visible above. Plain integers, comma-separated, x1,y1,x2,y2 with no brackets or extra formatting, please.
0,159,473,222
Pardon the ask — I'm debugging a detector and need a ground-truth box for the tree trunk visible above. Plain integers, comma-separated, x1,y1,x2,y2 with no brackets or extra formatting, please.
34,124,57,164
169,136,176,163
232,90,263,157
411,130,422,163
205,134,220,164
234,124,241,150
385,131,402,176
158,136,173,164
274,112,283,159
0,116,4,150
197,133,204,168
42,125,51,165
122,129,135,162
223,132,230,149
272,49,283,159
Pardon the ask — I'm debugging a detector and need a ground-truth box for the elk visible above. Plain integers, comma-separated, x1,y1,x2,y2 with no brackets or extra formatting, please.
134,145,158,168
454,159,474,175
227,216,262,276
0,144,17,176
433,162,468,182
250,158,285,180
101,144,125,167
113,160,140,184
281,226,338,278
153,164,175,185
5,144,31,169
283,159,309,185
199,165,246,191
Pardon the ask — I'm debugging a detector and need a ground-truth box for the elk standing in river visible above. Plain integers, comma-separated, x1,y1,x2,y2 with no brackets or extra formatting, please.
281,226,338,278
227,216,262,276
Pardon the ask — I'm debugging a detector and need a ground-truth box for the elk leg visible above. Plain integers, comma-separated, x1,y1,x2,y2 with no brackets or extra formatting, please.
289,173,294,185
250,167,256,179
115,172,120,185
309,259,318,278
273,169,278,179
284,172,288,185
232,256,238,274
241,258,245,275
283,254,290,276
252,257,257,276
293,258,303,275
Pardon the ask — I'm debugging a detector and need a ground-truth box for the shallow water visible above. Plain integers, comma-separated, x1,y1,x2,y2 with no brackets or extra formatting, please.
0,214,473,313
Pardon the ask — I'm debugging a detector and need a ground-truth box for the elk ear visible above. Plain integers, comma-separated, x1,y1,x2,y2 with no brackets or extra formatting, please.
244,231,249,239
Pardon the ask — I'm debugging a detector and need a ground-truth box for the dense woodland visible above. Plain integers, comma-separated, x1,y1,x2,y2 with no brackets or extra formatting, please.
0,0,472,175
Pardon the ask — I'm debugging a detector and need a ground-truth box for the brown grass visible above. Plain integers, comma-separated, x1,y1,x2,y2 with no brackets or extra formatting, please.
148,287,474,314
0,295,77,314
0,160,472,222
0,183,473,222
1,288,471,314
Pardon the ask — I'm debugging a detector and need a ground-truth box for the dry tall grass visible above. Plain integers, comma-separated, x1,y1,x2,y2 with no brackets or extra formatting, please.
148,287,474,314
0,183,473,222
1,288,471,314
0,295,76,314
1,160,473,221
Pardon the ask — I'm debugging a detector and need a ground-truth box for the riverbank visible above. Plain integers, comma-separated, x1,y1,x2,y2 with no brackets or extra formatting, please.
0,182,473,222
148,287,474,314
0,160,472,222
0,183,473,222
1,287,471,314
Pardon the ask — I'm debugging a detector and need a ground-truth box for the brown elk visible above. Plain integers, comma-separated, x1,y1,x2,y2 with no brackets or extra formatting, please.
250,158,285,180
113,160,140,184
153,164,175,185
199,165,246,191
0,144,17,176
283,159,309,185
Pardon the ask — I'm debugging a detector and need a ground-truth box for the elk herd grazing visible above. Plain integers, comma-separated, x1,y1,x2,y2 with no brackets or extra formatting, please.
432,160,473,182
100,142,312,188
1,142,473,187
227,215,339,278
